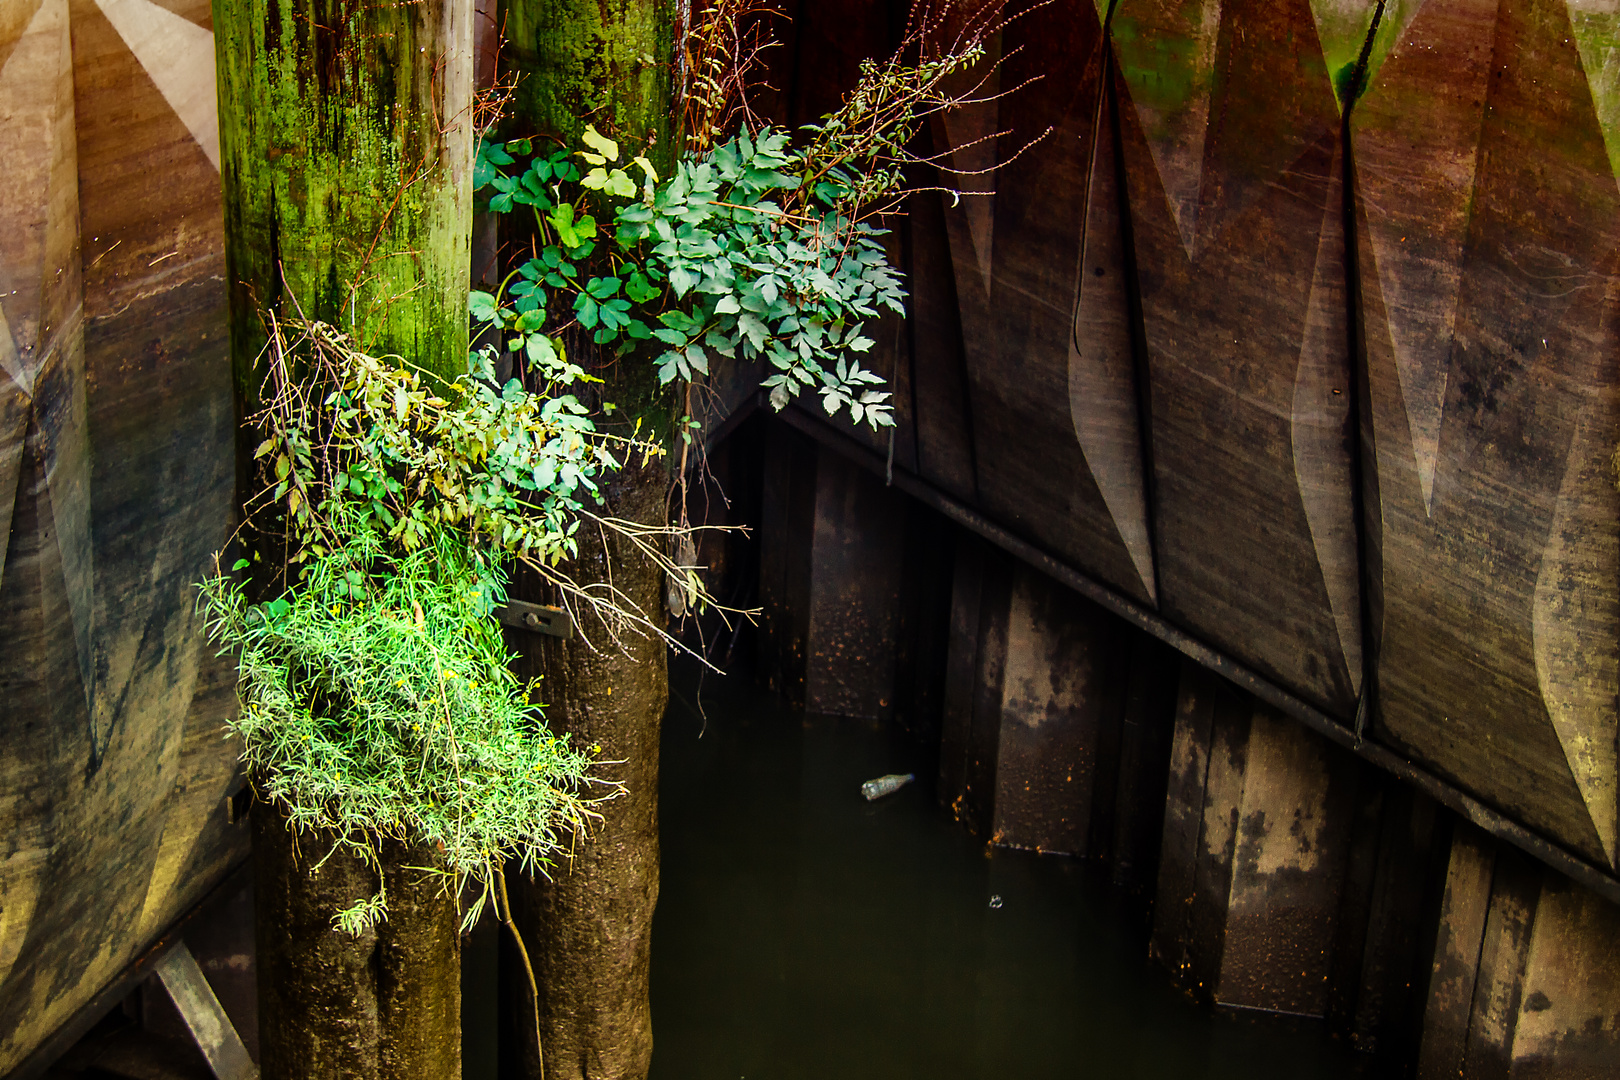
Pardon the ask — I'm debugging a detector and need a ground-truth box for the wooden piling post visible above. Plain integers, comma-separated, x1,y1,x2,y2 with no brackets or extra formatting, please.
212,0,476,1072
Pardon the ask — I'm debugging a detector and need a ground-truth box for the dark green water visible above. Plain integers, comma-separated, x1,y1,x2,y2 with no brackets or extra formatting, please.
649,666,1369,1080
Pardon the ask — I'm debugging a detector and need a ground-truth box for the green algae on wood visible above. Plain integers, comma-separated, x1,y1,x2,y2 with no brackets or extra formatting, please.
500,0,677,176
213,0,476,397
212,2,474,1075
1570,0,1620,184
495,3,674,1076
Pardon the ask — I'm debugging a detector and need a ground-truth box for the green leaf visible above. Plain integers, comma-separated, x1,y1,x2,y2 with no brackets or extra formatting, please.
469,291,499,324
575,294,601,329
526,334,559,367
738,312,768,351
548,203,580,247
581,124,620,163
625,271,659,303
584,276,620,300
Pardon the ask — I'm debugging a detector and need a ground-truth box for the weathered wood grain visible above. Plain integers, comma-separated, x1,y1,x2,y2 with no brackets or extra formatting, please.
0,0,244,1069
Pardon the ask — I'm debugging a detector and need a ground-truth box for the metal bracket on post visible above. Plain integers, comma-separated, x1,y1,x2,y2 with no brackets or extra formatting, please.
152,942,258,1080
494,599,573,639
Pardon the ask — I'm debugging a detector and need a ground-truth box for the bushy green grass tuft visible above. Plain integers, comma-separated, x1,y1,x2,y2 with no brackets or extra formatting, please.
202,516,599,933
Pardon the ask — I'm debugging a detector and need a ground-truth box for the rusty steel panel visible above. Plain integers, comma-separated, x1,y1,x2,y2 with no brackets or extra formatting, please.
0,0,245,1068
1216,712,1358,1015
1111,0,1372,718
934,0,1162,606
1417,826,1620,1080
1326,779,1447,1063
1149,659,1220,978
1416,824,1499,1079
1354,0,1620,872
1460,847,1543,1079
804,448,906,720
1508,868,1620,1079
1106,633,1180,898
1152,669,1361,1015
990,564,1129,854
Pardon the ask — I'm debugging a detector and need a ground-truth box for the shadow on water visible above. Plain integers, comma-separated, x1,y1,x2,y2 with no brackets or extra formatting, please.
650,661,1369,1080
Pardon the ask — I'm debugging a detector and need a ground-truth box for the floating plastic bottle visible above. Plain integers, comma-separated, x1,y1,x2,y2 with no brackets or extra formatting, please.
861,773,916,801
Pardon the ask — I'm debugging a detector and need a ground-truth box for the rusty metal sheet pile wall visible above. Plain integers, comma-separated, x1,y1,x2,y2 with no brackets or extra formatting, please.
0,0,245,1069
4,0,1619,1068
775,0,1620,889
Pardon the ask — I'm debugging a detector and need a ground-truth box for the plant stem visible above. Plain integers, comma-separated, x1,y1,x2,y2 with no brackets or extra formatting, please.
497,867,545,1080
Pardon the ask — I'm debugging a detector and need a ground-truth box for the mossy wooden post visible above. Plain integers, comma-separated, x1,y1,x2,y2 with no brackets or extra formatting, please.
497,2,675,1077
212,0,475,1076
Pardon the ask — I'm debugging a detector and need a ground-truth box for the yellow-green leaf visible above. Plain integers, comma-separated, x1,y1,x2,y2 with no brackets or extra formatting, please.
581,124,619,163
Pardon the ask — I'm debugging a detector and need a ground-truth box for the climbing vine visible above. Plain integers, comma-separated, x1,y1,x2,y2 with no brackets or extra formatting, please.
475,125,903,427
472,0,1016,435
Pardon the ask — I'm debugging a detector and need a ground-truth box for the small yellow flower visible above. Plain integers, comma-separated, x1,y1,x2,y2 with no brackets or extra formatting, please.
330,605,341,615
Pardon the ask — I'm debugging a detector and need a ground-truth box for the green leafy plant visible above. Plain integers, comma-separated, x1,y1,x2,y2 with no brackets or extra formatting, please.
476,124,903,428
473,1,1031,437
201,521,594,934
200,316,713,932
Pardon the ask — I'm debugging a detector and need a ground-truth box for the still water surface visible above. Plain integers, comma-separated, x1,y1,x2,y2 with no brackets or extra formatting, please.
650,666,1369,1080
